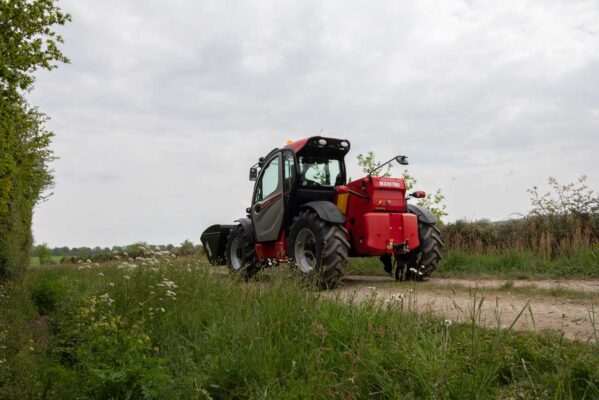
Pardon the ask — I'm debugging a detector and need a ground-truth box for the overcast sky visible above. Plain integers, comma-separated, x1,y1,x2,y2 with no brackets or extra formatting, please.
30,0,599,248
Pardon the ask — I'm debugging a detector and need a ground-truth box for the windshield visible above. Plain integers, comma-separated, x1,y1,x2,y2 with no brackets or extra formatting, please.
298,156,343,187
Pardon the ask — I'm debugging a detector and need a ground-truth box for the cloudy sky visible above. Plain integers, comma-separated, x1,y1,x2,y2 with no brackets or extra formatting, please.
30,0,599,247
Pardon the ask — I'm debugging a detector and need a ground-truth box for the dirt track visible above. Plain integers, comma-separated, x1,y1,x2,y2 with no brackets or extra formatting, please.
327,275,599,342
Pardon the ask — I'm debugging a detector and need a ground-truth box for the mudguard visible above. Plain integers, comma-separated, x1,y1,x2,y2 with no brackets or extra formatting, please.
407,204,436,224
300,201,346,224
234,217,256,242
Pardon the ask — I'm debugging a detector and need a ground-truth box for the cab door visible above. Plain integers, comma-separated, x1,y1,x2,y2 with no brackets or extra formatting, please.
251,152,284,242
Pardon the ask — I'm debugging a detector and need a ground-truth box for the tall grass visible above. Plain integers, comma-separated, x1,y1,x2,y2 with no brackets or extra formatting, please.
1,253,598,399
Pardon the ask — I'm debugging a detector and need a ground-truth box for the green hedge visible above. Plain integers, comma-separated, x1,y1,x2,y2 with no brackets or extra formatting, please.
0,0,70,277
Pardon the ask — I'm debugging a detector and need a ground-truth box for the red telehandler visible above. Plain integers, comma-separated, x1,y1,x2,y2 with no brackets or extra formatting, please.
201,136,442,288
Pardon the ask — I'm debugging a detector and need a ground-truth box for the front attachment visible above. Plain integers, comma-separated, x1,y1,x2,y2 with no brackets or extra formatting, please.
200,224,234,265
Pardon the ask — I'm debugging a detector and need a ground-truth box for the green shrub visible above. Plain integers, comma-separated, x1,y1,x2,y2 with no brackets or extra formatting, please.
26,273,72,315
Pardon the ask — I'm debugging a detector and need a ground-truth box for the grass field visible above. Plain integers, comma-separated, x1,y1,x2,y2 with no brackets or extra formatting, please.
1,251,598,399
29,256,65,267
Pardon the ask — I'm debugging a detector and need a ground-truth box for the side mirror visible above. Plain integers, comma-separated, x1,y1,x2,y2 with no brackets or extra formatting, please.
249,167,258,181
395,155,409,165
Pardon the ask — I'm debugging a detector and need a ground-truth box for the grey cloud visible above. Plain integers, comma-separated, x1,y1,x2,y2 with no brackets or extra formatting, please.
29,0,599,247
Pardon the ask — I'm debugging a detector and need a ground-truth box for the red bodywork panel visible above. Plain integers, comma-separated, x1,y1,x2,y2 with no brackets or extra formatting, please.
255,231,288,262
335,176,420,256
285,138,311,153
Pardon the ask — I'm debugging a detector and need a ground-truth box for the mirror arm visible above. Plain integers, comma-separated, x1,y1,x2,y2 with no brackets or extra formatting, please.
367,155,408,176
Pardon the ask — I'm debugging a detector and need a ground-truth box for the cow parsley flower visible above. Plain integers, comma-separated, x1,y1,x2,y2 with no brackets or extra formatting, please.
99,293,114,305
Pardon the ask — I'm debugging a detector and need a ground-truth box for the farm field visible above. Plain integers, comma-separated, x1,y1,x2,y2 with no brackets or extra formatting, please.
29,256,64,267
1,251,598,399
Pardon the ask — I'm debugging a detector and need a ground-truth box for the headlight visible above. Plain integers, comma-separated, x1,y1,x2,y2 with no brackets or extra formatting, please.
318,138,327,146
340,141,349,148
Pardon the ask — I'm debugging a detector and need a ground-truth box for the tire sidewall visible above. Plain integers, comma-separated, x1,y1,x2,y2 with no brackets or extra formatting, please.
288,212,325,274
226,225,254,276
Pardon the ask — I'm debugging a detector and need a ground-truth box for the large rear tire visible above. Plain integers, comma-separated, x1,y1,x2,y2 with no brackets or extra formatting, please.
226,225,258,279
288,210,350,289
405,222,443,280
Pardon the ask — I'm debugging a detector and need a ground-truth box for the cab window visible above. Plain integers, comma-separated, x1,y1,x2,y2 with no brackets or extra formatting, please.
298,156,343,187
254,156,280,202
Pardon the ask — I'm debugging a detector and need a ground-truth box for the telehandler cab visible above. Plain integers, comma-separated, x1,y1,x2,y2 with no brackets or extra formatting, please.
201,137,443,288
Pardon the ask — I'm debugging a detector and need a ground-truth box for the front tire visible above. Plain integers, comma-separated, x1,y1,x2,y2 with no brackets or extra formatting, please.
226,225,258,279
288,210,350,289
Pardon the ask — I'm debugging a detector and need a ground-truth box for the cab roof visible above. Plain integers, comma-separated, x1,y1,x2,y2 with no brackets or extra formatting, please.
285,136,351,157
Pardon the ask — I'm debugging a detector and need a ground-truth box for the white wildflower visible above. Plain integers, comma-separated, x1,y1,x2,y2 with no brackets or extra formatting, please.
444,319,453,326
118,262,137,272
157,278,178,290
160,307,165,313
166,290,176,299
108,282,115,287
99,293,114,305
124,275,130,280
98,272,104,277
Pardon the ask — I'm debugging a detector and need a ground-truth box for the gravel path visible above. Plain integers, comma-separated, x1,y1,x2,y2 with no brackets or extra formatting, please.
327,275,599,342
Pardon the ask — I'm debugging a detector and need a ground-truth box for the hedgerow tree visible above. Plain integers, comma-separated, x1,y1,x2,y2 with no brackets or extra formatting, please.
34,242,52,265
356,151,448,222
528,175,599,216
0,0,70,277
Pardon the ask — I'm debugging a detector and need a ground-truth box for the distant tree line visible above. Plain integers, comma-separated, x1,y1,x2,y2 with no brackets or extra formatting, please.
33,240,205,265
0,0,70,277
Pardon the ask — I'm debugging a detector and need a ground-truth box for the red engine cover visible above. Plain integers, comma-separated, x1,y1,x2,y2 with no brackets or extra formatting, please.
341,176,420,256
351,212,419,255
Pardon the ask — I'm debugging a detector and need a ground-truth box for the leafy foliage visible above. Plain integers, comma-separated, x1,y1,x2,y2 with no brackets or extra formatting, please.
528,175,599,216
34,243,52,265
356,151,393,177
0,0,69,277
0,0,70,91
